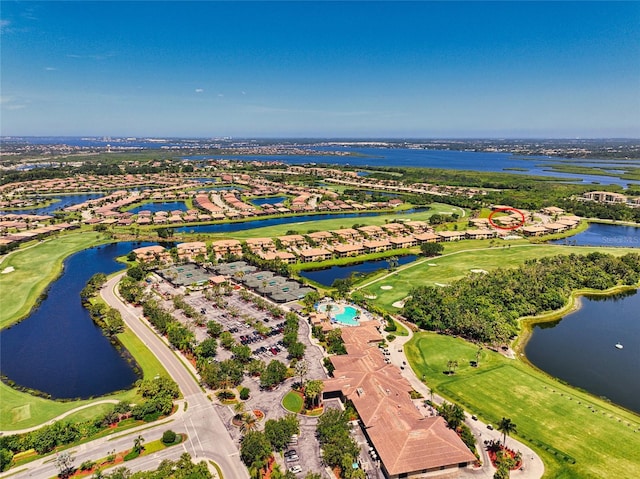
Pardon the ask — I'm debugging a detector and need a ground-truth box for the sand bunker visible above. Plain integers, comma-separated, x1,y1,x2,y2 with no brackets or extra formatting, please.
380,285,393,290
364,294,377,299
427,263,438,266
470,269,488,274
392,300,406,308
434,283,449,287
1,267,15,274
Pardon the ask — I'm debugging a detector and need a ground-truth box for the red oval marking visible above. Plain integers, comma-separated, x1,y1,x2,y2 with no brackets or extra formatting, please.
488,207,526,231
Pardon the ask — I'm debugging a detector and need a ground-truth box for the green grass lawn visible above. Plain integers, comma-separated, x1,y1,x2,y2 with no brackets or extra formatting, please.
0,232,107,329
209,203,467,240
282,391,304,413
359,244,640,311
405,332,640,479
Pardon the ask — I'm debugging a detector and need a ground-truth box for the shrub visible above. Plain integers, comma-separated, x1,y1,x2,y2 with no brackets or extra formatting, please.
162,430,177,445
217,390,236,401
79,460,96,471
124,449,140,461
239,387,251,400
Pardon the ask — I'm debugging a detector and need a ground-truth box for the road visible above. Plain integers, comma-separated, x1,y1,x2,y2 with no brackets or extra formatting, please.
1,273,248,479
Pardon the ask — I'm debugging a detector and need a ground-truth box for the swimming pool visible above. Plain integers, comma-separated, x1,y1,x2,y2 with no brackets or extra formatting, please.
316,303,360,326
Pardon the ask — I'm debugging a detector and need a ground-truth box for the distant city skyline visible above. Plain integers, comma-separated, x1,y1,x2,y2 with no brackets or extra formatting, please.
1,1,639,138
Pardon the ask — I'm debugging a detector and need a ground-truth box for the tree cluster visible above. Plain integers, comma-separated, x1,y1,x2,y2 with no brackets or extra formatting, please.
0,378,178,465
95,452,211,479
282,312,305,360
312,327,347,355
316,409,362,479
141,299,195,352
403,252,640,344
558,199,640,223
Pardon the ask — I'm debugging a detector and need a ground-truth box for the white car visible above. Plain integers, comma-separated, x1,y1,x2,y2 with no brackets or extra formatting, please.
289,465,303,474
285,454,299,462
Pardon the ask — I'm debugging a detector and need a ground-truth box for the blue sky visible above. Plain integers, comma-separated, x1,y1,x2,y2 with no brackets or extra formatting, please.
1,1,639,138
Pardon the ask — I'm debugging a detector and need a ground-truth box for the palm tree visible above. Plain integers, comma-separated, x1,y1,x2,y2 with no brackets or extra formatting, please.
446,360,458,375
305,379,325,409
475,346,483,367
497,417,517,446
325,303,333,319
233,401,246,419
241,412,258,433
133,434,145,453
439,401,465,430
295,359,308,387
388,256,399,271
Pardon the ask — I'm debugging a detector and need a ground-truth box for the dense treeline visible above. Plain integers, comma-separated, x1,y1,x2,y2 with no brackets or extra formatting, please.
403,252,640,344
557,199,640,223
0,157,189,185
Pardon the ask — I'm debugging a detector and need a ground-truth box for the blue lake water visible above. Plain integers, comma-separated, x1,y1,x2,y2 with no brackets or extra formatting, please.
128,201,189,214
197,185,247,191
0,242,160,399
551,223,640,247
299,255,418,287
525,291,640,413
0,193,104,216
184,147,640,188
173,210,426,234
250,196,288,207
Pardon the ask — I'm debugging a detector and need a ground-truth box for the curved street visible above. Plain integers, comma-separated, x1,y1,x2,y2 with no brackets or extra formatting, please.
0,273,248,479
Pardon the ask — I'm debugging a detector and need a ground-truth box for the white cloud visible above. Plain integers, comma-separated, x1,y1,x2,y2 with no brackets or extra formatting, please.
66,52,116,61
218,93,224,97
0,19,11,33
45,66,57,71
241,91,246,95
0,96,27,110
195,88,204,93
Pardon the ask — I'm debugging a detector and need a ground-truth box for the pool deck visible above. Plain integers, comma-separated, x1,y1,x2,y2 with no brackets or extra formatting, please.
316,300,373,326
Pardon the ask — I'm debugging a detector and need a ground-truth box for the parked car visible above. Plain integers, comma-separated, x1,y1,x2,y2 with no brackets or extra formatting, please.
487,424,494,430
284,449,297,457
285,455,299,462
289,466,302,474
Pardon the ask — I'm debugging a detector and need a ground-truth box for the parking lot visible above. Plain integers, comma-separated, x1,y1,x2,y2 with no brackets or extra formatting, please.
149,273,292,362
145,267,336,477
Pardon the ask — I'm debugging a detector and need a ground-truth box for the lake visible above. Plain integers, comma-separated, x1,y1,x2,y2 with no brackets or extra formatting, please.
551,222,640,247
0,193,104,216
299,255,418,287
173,210,426,234
184,147,640,188
128,201,189,214
0,242,156,399
250,196,288,207
525,291,640,414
